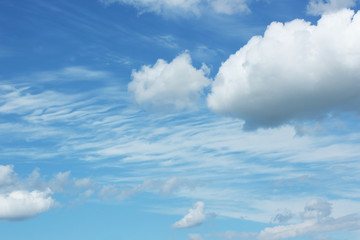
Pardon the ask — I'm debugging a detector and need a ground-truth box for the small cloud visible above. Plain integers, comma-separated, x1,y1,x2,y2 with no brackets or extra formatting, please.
128,52,211,111
172,201,207,229
50,171,71,192
188,233,204,240
302,198,332,219
74,178,92,189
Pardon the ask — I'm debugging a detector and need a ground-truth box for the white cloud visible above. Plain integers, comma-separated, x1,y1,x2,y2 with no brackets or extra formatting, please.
128,53,211,110
0,190,54,221
172,201,207,228
207,9,360,130
307,0,357,15
100,0,250,16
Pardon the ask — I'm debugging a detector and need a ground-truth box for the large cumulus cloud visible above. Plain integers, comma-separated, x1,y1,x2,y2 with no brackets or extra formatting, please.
207,9,360,130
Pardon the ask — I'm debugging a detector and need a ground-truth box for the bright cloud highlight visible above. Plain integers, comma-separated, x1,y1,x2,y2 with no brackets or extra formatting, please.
208,9,360,130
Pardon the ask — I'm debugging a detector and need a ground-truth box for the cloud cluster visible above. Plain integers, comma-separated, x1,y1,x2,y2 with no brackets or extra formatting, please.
307,0,358,15
128,53,211,110
0,165,54,221
0,190,54,221
207,9,360,130
0,165,95,221
214,199,360,240
172,201,207,228
100,0,250,16
258,199,360,240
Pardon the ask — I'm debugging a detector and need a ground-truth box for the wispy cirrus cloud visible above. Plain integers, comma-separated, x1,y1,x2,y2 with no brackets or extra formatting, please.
2,66,360,226
99,0,250,16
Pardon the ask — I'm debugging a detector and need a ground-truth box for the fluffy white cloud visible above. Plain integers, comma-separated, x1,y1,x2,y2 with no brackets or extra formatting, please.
128,53,211,110
0,190,54,221
172,201,207,228
100,0,250,16
307,0,357,15
258,199,360,240
207,9,360,130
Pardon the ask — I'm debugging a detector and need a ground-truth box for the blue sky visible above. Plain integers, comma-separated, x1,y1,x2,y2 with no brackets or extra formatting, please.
1,0,360,239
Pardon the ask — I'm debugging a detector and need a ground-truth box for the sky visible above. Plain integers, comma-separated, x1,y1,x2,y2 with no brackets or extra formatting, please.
1,0,360,239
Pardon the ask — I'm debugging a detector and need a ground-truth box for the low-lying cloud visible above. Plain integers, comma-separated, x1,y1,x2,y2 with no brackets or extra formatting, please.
0,165,95,221
172,201,207,228
0,190,54,221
